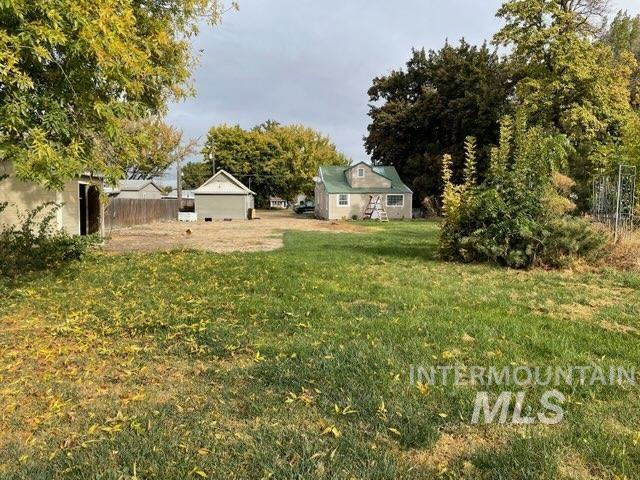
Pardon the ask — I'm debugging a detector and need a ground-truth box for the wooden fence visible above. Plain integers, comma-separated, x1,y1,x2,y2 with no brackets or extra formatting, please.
105,198,188,230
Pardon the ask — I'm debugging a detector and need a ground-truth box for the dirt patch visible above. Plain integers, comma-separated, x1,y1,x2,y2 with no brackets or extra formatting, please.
422,432,487,472
102,210,365,254
403,426,506,474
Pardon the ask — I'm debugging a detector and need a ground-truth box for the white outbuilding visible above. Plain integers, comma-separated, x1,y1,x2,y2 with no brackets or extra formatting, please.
194,170,255,220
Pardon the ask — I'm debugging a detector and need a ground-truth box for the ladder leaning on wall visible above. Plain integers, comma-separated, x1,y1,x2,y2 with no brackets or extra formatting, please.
363,195,389,222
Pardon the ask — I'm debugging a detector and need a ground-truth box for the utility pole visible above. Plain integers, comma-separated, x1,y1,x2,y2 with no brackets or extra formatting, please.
614,164,622,243
209,150,215,175
176,155,183,209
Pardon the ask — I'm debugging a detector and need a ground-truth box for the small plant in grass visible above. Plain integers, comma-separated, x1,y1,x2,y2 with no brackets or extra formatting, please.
0,199,98,277
439,114,606,268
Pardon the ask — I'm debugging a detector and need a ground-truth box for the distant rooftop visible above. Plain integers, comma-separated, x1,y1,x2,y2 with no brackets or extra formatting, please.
119,180,162,192
163,189,195,199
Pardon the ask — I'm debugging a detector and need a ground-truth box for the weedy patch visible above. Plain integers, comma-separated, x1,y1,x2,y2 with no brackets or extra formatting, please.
607,231,640,272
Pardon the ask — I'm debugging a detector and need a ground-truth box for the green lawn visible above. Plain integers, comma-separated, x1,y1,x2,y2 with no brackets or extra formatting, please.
1,221,639,479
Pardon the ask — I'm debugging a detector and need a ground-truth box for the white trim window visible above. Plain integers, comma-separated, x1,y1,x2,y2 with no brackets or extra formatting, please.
357,167,365,178
386,194,404,207
338,193,350,206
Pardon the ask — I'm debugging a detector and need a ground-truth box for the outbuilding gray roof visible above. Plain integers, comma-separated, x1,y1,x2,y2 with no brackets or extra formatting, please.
119,180,162,192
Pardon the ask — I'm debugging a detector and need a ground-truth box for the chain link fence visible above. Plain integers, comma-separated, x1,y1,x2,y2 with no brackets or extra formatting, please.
592,165,637,242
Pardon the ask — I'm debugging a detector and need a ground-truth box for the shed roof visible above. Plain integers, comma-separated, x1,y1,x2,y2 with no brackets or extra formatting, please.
118,180,163,192
318,165,412,194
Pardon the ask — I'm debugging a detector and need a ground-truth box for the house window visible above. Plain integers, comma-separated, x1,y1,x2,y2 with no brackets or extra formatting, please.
338,194,350,206
386,194,404,207
357,167,365,178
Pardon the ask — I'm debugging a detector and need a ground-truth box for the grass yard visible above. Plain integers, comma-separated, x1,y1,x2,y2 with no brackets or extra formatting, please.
1,221,639,479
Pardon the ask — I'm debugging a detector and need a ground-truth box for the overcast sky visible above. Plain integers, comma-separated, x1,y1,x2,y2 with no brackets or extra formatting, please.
163,0,639,181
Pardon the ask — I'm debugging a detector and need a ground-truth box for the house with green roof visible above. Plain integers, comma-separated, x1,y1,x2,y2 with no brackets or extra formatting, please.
314,162,412,220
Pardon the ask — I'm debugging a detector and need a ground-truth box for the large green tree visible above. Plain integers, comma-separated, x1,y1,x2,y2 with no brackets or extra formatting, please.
494,0,637,204
182,161,213,190
604,10,640,108
0,0,233,189
364,41,512,204
602,11,640,171
184,122,349,206
95,118,198,180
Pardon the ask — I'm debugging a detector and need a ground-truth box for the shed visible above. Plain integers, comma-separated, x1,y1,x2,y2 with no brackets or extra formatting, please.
269,196,288,209
194,170,255,220
105,179,164,199
0,160,104,236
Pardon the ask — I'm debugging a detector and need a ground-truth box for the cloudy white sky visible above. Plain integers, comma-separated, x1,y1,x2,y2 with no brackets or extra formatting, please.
164,0,639,180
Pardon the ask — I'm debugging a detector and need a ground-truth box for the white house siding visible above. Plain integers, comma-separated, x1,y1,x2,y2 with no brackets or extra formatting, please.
327,193,412,220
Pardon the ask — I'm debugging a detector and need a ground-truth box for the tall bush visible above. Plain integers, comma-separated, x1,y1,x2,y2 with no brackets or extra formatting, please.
439,115,606,268
0,196,97,277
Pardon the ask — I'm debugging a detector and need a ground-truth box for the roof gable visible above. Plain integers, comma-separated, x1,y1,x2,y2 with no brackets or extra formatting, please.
109,179,163,193
194,169,255,195
346,161,390,180
345,162,393,188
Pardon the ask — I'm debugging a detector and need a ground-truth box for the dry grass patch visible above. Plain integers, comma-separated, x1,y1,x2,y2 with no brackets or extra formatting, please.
103,210,367,254
557,451,596,480
599,319,639,335
607,231,640,272
401,425,509,474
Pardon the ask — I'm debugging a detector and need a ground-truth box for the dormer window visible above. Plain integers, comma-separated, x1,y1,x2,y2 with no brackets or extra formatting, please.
357,167,365,178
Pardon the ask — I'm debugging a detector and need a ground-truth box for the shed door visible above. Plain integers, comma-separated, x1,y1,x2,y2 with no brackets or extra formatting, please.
79,184,101,235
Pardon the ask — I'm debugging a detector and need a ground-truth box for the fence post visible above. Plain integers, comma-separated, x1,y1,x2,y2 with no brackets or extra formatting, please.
614,165,623,243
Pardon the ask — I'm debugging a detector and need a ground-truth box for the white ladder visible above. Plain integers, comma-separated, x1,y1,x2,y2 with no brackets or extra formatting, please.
363,195,389,222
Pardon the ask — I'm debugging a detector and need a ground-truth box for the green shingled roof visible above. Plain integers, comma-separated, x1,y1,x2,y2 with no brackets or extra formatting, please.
318,164,412,194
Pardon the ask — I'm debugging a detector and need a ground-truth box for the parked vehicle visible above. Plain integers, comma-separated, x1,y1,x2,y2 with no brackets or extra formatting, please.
294,203,315,214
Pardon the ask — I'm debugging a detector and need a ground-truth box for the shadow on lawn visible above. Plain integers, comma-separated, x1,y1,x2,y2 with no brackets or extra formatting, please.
0,261,78,295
